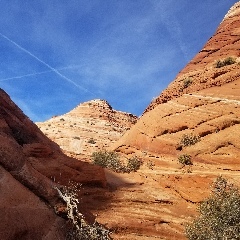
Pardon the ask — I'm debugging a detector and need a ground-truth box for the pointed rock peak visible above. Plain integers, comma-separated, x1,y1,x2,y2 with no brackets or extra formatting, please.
223,1,240,21
82,99,113,110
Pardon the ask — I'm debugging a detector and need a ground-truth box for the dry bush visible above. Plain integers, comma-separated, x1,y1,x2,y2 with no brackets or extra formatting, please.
178,154,192,166
54,182,111,240
126,156,143,172
88,138,96,144
183,78,193,89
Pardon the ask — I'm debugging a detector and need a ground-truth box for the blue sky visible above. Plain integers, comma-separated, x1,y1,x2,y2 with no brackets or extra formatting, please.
0,0,238,122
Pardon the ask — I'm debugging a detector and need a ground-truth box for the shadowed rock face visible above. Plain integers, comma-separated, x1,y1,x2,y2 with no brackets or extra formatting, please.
0,89,107,239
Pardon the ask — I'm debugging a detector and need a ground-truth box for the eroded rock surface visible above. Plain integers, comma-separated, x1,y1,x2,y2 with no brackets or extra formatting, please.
36,99,137,159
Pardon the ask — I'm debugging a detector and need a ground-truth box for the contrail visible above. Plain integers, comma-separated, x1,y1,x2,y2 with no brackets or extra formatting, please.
0,65,81,82
0,70,53,82
0,33,96,96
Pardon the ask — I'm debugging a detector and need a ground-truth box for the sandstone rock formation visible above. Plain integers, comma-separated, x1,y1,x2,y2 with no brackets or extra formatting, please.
36,99,137,159
0,89,107,239
2,2,239,240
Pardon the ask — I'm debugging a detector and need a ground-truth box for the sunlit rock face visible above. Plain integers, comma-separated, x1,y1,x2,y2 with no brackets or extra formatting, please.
114,0,240,167
36,99,137,159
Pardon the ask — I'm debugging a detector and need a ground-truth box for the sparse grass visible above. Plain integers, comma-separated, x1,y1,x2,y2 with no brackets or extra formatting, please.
186,176,240,239
180,134,200,147
178,154,192,166
91,151,142,173
147,160,155,170
215,56,236,68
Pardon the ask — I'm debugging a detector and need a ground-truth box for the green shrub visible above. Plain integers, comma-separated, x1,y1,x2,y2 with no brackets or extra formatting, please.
180,134,200,147
91,151,142,173
126,156,142,172
178,154,192,166
215,57,236,68
186,176,240,239
91,151,123,172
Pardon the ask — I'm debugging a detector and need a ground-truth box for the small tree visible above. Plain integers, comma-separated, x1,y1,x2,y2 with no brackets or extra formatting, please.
186,176,240,239
54,182,111,240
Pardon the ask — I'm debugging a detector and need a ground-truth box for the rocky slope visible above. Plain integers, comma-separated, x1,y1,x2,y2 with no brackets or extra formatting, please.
0,89,107,239
36,99,137,160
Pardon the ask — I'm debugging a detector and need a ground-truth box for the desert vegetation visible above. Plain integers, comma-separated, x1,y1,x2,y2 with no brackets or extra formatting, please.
215,56,236,68
183,78,193,89
91,150,142,173
88,138,96,144
55,182,111,240
178,154,192,166
180,133,200,147
186,176,240,239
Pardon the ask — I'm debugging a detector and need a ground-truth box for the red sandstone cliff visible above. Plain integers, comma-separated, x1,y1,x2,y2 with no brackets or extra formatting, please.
0,89,107,239
104,2,240,239
36,2,240,239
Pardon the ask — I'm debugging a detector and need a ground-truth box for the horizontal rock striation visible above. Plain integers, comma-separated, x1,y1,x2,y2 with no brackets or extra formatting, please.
36,99,137,159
